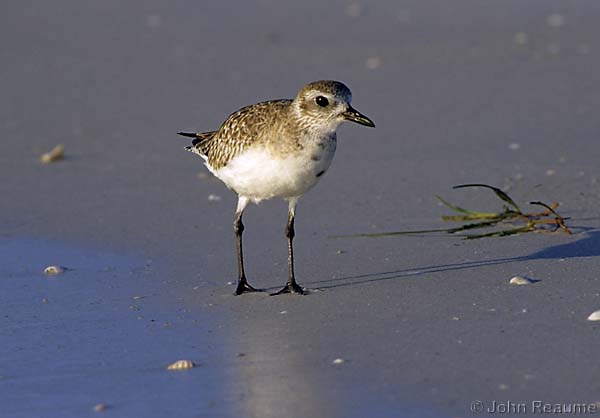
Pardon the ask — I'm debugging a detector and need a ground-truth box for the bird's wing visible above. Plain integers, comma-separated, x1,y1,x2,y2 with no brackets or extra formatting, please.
203,99,292,170
178,100,292,169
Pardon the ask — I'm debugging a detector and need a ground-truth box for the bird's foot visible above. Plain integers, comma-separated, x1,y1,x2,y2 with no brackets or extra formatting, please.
234,280,263,295
270,282,306,296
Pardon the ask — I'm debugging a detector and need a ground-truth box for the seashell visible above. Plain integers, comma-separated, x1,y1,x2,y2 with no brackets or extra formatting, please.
365,57,382,70
345,2,362,18
44,265,65,275
332,358,345,365
546,14,564,28
93,403,109,412
586,310,600,321
40,145,64,164
167,359,196,370
509,276,536,285
513,32,528,45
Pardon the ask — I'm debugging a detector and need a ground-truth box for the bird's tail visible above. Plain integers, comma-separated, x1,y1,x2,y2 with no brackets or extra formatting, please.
178,132,200,152
178,132,197,138
178,130,216,157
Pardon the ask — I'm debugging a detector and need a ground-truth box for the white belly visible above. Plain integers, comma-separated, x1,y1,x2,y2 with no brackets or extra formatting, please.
211,142,336,202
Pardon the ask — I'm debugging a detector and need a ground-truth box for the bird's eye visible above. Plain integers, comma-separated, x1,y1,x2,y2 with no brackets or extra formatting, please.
315,96,329,107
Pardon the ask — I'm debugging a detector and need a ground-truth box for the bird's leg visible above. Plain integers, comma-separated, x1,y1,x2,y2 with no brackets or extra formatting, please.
233,198,261,295
272,200,305,295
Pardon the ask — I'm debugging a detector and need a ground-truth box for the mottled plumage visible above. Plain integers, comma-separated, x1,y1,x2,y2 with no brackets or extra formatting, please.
185,100,294,170
178,80,374,295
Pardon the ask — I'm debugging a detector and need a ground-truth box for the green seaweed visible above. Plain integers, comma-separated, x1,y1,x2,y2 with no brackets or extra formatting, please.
332,184,571,240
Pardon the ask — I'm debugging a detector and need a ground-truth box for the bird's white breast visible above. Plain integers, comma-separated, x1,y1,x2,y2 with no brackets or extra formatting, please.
211,134,337,203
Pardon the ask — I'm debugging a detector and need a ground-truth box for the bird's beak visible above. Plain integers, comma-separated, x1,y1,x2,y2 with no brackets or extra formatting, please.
343,106,375,127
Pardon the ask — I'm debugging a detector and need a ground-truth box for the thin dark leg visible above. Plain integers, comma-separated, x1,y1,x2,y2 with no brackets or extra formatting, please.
233,211,261,295
271,209,305,295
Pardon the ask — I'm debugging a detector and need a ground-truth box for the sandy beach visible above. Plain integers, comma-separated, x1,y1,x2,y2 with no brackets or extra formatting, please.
2,1,600,417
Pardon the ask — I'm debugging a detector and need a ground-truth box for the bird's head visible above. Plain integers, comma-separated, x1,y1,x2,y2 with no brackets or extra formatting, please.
292,80,375,132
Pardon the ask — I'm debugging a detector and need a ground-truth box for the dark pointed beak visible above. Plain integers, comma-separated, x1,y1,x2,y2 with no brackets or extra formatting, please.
343,106,375,127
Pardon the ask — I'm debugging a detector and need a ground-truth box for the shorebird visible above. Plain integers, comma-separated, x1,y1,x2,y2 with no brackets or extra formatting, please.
179,80,374,295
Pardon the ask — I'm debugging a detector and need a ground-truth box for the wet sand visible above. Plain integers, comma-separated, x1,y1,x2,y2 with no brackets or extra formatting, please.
2,1,600,417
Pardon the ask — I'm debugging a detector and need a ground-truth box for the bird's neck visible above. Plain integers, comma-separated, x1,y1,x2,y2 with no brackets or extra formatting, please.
290,102,340,137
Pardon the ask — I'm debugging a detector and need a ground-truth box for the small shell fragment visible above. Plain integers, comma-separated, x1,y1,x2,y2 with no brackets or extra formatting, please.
365,56,382,70
93,403,109,412
514,32,528,45
509,276,535,285
586,310,600,321
345,2,362,18
332,358,345,365
167,359,196,370
546,14,565,28
44,265,65,275
40,145,64,164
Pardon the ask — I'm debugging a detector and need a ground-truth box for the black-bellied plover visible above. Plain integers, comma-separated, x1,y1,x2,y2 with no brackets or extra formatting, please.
179,80,374,295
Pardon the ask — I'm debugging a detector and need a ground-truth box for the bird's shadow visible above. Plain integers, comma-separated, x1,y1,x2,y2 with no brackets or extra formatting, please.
307,228,600,290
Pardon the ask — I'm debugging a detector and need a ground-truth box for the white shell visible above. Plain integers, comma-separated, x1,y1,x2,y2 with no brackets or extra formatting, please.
40,145,64,164
93,403,109,412
365,56,382,70
44,265,65,275
509,276,535,285
332,358,345,365
586,310,600,321
166,359,196,370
